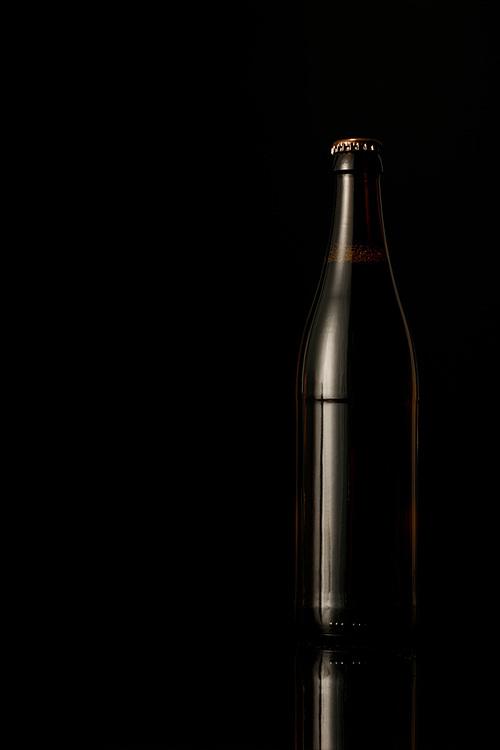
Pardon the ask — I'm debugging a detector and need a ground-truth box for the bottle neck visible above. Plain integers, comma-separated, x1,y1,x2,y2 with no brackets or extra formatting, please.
327,172,388,264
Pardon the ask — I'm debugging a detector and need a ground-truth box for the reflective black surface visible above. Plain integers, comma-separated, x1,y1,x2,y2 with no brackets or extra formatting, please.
140,642,484,748
295,645,416,749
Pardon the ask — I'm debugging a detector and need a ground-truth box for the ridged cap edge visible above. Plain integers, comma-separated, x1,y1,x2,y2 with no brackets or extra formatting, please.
331,138,382,154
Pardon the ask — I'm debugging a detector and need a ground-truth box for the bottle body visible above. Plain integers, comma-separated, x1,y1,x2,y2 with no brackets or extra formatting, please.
295,140,417,645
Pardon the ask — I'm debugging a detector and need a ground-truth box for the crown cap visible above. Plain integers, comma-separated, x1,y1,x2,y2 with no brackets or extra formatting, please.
331,138,383,173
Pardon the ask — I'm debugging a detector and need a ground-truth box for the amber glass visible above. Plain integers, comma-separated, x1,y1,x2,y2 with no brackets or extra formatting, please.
295,138,418,645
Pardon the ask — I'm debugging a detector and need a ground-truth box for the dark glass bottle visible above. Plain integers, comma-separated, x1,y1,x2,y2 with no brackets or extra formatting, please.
295,138,418,646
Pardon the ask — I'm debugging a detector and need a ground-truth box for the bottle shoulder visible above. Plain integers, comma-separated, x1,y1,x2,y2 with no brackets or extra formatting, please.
299,262,416,401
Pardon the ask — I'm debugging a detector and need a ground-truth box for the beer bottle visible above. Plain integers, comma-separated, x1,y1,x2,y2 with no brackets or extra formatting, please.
295,138,418,645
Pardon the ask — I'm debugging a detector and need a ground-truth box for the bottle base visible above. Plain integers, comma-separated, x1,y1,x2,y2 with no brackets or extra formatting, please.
295,611,418,652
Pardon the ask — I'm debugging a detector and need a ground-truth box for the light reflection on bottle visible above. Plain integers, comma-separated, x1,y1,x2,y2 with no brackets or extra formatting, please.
294,645,416,749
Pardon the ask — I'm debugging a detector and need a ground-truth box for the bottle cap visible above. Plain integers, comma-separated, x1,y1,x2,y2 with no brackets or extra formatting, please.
331,138,383,173
331,138,382,154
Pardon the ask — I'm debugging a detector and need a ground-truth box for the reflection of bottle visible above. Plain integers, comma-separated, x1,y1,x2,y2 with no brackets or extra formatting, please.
295,138,418,645
294,645,416,749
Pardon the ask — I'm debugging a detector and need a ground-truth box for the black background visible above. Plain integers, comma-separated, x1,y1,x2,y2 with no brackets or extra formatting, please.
33,1,498,747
